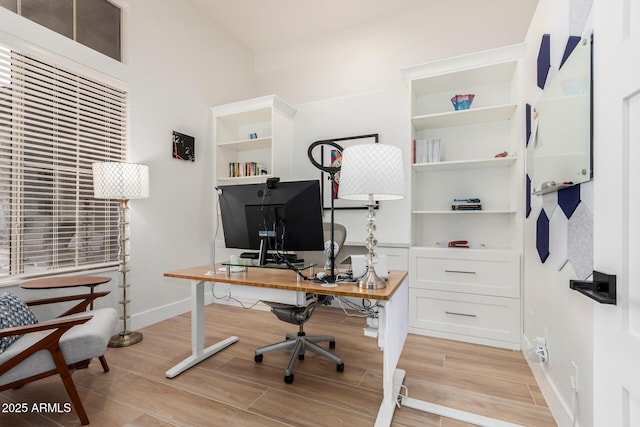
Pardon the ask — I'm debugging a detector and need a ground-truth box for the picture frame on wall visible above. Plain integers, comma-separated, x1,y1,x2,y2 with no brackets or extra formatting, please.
172,131,195,162
320,133,379,210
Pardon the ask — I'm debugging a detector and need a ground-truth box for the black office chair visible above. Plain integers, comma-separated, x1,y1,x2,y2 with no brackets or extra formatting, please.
254,223,346,384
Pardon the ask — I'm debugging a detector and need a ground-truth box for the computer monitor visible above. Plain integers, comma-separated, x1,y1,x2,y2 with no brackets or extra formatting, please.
217,179,324,265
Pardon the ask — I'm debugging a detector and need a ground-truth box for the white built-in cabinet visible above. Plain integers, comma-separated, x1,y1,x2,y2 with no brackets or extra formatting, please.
402,44,525,350
211,95,296,186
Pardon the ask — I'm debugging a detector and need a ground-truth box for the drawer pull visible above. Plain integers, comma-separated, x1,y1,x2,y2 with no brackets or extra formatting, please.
444,269,477,275
445,311,477,318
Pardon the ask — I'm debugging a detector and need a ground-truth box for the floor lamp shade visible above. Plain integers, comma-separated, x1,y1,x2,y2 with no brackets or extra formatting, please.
92,162,150,199
92,161,149,347
338,143,405,289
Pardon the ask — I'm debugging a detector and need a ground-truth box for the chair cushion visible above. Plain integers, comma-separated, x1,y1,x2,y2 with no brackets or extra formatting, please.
0,292,38,354
0,307,117,387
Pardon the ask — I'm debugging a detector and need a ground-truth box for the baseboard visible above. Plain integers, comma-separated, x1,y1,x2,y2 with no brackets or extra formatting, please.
128,291,216,331
522,334,574,427
408,327,521,350
127,282,297,330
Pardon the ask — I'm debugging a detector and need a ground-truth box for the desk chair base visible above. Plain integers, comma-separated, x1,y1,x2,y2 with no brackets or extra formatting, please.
255,331,344,384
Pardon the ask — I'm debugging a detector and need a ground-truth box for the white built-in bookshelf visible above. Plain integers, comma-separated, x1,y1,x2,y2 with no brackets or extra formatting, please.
402,44,525,349
211,95,296,185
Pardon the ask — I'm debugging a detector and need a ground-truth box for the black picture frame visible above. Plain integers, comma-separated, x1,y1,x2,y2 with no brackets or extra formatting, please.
172,131,195,162
319,133,379,210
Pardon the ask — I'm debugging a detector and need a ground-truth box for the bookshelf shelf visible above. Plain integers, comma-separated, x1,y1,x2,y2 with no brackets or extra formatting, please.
412,103,517,130
217,137,272,151
411,209,516,215
411,156,515,172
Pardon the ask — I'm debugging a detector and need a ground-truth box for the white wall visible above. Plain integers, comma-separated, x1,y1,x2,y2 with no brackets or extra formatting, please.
291,88,412,246
253,0,538,105
0,1,255,325
522,1,595,426
124,0,255,326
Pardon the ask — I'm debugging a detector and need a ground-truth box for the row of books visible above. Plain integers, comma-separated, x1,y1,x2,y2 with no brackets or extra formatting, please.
412,138,441,164
451,197,482,211
228,162,268,178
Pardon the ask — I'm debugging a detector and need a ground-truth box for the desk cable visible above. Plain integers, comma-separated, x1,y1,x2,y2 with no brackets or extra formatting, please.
334,296,381,319
210,282,264,310
212,187,222,268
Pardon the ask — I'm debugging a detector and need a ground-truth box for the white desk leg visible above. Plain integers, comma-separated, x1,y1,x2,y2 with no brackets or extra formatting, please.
375,279,409,427
166,279,238,378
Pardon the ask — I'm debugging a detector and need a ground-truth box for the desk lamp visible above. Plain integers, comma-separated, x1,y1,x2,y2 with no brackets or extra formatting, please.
338,144,404,289
92,162,150,347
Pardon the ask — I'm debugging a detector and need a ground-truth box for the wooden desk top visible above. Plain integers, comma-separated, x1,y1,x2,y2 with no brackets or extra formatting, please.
21,275,112,290
164,265,407,301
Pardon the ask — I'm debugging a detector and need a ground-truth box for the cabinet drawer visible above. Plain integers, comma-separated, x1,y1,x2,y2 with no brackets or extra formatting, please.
409,248,520,297
409,288,520,344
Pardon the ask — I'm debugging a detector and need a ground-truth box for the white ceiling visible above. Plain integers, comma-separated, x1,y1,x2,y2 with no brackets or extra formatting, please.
188,0,540,53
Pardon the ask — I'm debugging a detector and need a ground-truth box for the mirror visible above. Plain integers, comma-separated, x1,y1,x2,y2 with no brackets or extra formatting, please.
532,36,592,194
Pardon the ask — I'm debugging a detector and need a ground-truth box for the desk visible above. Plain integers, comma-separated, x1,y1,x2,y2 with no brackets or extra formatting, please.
21,275,112,310
163,264,409,427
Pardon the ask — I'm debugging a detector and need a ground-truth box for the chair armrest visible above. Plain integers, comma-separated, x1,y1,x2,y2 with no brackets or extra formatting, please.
0,315,94,378
26,291,110,317
0,315,92,339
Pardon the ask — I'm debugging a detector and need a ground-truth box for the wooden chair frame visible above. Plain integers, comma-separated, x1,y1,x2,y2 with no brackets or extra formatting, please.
0,291,111,425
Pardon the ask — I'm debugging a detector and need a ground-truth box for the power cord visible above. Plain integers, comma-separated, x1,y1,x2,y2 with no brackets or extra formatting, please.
210,282,264,310
212,187,222,267
396,384,409,408
334,296,380,318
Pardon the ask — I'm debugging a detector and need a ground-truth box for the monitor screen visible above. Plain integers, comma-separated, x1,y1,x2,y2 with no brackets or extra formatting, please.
217,179,324,263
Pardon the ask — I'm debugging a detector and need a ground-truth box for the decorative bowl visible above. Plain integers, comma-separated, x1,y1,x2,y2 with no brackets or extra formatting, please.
451,94,475,110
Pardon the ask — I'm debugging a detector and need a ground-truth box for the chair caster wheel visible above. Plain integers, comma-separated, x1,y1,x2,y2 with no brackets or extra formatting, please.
329,340,336,349
284,374,294,384
337,363,344,372
298,354,304,360
255,354,263,363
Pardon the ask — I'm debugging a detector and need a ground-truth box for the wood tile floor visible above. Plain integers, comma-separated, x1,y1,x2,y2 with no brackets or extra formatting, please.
0,303,556,426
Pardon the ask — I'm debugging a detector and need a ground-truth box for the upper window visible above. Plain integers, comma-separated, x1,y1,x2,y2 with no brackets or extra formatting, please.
0,0,121,61
0,42,127,281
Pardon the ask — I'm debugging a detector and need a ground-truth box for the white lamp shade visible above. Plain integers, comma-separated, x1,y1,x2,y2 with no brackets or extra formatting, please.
338,144,405,201
92,162,150,199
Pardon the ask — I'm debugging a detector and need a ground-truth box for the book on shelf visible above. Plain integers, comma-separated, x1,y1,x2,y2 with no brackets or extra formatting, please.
412,138,441,164
451,197,482,211
228,162,268,177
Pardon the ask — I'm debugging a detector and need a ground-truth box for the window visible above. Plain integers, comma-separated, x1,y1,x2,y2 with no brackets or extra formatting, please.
0,0,121,61
0,43,127,280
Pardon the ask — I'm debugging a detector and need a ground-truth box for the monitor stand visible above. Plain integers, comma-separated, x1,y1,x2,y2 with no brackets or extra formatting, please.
257,230,276,265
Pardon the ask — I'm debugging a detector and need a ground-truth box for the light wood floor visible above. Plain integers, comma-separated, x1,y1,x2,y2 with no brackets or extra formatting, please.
0,303,556,426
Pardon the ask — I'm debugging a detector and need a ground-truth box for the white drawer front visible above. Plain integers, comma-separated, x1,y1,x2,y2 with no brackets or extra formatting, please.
409,248,520,297
408,288,520,344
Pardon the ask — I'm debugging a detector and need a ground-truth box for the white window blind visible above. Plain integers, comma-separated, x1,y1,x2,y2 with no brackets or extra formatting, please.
0,44,126,280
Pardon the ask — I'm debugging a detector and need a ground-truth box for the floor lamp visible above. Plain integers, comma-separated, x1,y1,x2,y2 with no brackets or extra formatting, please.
92,162,150,347
338,144,405,289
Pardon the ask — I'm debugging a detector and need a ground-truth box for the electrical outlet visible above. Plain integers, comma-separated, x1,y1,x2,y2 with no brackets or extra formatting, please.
570,361,579,392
